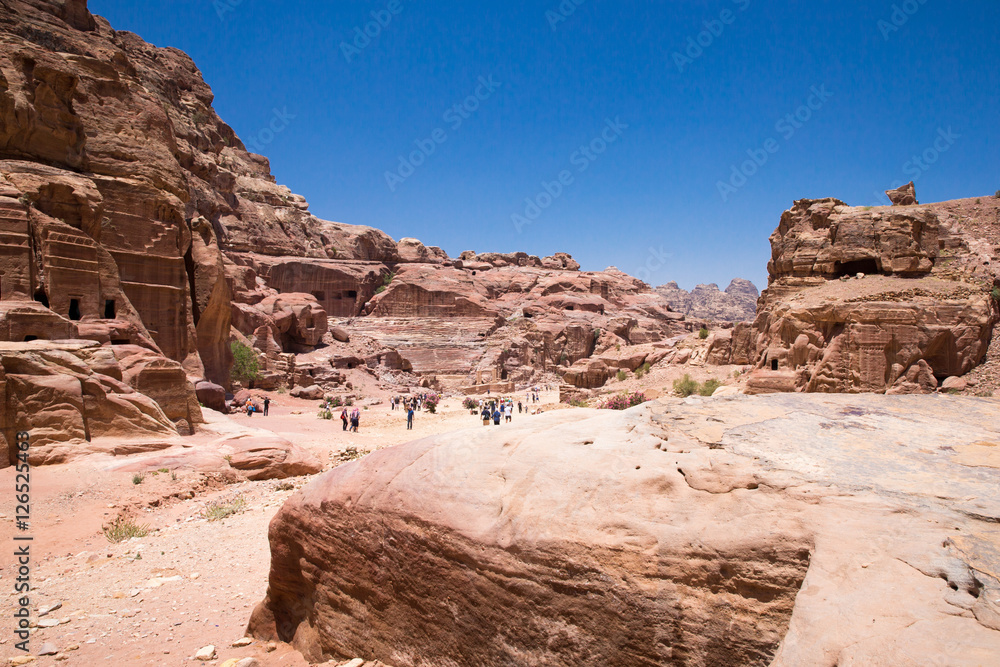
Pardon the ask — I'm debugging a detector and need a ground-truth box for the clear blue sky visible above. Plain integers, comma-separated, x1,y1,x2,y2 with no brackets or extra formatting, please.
88,0,1000,290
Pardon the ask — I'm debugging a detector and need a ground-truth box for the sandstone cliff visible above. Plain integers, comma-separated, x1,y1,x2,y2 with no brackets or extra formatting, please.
737,195,1000,394
0,0,690,459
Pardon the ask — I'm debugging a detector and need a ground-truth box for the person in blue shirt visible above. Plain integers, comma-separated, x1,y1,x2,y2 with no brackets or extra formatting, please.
407,406,415,430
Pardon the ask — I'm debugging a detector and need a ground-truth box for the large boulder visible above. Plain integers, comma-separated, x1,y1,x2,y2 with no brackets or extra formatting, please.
195,380,228,413
249,395,1000,665
886,181,918,206
561,357,610,388
0,340,179,465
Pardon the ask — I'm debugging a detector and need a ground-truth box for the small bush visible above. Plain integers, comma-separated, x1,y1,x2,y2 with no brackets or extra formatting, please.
463,398,478,410
991,287,1000,304
375,271,396,294
699,379,723,396
203,496,246,522
230,341,260,385
424,393,441,413
698,327,710,339
318,408,333,420
995,190,1000,198
634,362,652,379
673,374,699,397
599,392,648,410
103,515,149,543
570,399,589,408
132,473,144,485
157,468,169,474
976,199,982,205
559,352,569,365
616,369,628,382
275,481,295,491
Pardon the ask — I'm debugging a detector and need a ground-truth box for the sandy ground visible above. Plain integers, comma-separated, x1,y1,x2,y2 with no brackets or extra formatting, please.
0,389,561,667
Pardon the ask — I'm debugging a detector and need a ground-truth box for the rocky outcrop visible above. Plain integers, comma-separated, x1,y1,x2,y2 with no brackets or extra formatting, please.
886,181,918,206
0,340,181,464
250,394,1000,665
656,279,759,322
561,357,610,388
742,197,1000,394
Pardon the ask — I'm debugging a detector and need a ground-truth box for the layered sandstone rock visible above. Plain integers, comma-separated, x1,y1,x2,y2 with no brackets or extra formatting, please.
250,393,1000,665
741,197,1000,394
0,340,180,464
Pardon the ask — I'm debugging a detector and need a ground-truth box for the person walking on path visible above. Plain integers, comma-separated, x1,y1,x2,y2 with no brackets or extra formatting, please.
407,406,415,430
340,408,349,431
350,407,361,433
263,396,270,416
493,408,501,426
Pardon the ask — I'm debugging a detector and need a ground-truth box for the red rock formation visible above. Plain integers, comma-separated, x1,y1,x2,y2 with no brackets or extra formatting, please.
886,181,919,206
742,197,1000,394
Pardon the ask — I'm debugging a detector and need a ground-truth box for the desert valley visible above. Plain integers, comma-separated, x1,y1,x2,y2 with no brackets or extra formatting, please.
0,1,999,666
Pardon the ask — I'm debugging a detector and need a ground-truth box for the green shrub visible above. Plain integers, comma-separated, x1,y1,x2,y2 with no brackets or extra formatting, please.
132,473,144,485
569,399,589,408
991,287,1000,304
673,374,699,397
699,379,723,396
375,271,396,294
424,393,440,413
318,407,334,420
559,352,569,365
698,327,710,339
995,190,1000,198
103,515,149,543
634,362,652,379
230,340,260,385
616,369,628,382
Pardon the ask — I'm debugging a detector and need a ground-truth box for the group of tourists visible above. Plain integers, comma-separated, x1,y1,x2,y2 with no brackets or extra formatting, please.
478,398,517,426
240,396,270,416
340,406,362,432
389,393,431,412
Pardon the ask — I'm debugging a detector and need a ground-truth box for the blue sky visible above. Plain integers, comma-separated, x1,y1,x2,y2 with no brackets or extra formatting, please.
88,0,999,290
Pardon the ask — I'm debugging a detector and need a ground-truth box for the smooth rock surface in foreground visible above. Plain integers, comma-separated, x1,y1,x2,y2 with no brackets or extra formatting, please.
250,394,1000,666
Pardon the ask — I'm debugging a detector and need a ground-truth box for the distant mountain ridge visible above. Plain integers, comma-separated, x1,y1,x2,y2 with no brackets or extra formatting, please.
655,279,759,322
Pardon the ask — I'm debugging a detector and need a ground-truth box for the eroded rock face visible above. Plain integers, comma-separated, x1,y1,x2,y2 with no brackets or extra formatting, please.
740,197,999,394
250,394,1000,665
0,340,179,464
562,357,610,388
